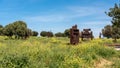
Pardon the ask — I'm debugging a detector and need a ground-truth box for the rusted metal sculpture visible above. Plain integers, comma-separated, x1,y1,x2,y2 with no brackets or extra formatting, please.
81,29,93,41
70,25,79,45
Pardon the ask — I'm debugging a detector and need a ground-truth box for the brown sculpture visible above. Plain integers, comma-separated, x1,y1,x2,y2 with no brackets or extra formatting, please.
81,29,93,41
70,25,80,45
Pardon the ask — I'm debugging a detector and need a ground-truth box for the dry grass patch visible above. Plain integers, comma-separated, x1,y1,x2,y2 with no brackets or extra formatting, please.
95,58,112,68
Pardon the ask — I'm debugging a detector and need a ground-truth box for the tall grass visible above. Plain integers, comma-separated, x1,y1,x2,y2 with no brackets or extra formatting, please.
0,36,120,68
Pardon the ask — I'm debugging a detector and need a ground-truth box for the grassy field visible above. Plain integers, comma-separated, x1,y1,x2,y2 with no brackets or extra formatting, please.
0,36,120,68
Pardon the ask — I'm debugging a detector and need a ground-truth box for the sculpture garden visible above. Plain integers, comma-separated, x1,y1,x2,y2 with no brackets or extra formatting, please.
0,0,120,68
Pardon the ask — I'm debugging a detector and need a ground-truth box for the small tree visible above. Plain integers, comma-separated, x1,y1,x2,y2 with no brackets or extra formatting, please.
40,31,53,37
102,25,112,38
64,29,70,37
112,26,120,42
55,32,65,37
106,3,120,42
13,21,28,39
40,31,47,37
0,25,3,35
32,31,38,36
47,31,54,37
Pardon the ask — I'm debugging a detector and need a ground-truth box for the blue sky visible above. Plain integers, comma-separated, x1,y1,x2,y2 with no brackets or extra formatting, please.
0,0,119,37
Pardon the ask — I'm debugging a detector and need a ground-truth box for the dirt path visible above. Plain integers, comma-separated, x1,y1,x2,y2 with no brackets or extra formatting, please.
95,59,112,68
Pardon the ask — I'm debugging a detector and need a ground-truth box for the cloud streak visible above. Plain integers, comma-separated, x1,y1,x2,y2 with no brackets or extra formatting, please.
24,6,107,23
24,15,67,22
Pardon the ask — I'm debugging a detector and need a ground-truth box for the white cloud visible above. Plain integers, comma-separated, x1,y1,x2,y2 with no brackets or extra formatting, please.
67,6,104,16
24,15,67,22
80,21,111,25
24,6,109,24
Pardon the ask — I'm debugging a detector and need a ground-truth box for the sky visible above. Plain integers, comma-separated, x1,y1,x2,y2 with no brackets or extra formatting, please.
0,0,119,37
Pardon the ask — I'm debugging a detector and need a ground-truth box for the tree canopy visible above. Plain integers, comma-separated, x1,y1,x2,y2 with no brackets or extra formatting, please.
107,4,120,27
104,3,120,41
102,25,112,38
3,21,33,39
40,31,53,37
55,32,65,37
32,31,38,36
0,25,3,35
64,29,70,37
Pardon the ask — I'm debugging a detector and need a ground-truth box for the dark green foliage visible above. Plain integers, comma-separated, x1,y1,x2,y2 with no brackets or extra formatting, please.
0,25,3,28
107,4,120,27
102,25,112,38
55,32,65,37
112,26,120,42
0,28,3,35
3,23,14,38
47,31,54,37
40,31,48,37
0,25,3,35
3,21,32,39
105,3,120,41
64,29,70,37
26,29,33,38
32,31,38,36
13,21,28,39
40,31,53,37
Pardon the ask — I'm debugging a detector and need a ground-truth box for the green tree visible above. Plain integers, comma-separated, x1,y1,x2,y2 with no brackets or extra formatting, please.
47,31,54,37
40,31,53,37
25,28,33,39
0,25,3,28
64,29,70,37
0,25,3,35
55,32,65,37
13,21,28,39
106,3,120,42
102,25,112,38
112,26,120,42
3,21,32,39
32,31,38,36
40,31,47,37
3,23,14,38
107,4,120,27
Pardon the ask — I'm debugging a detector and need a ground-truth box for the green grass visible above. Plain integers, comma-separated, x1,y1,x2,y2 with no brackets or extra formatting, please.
0,36,120,68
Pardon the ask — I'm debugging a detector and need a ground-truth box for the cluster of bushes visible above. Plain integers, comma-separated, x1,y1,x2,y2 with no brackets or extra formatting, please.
40,31,54,37
0,20,71,39
40,29,70,37
0,21,38,39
